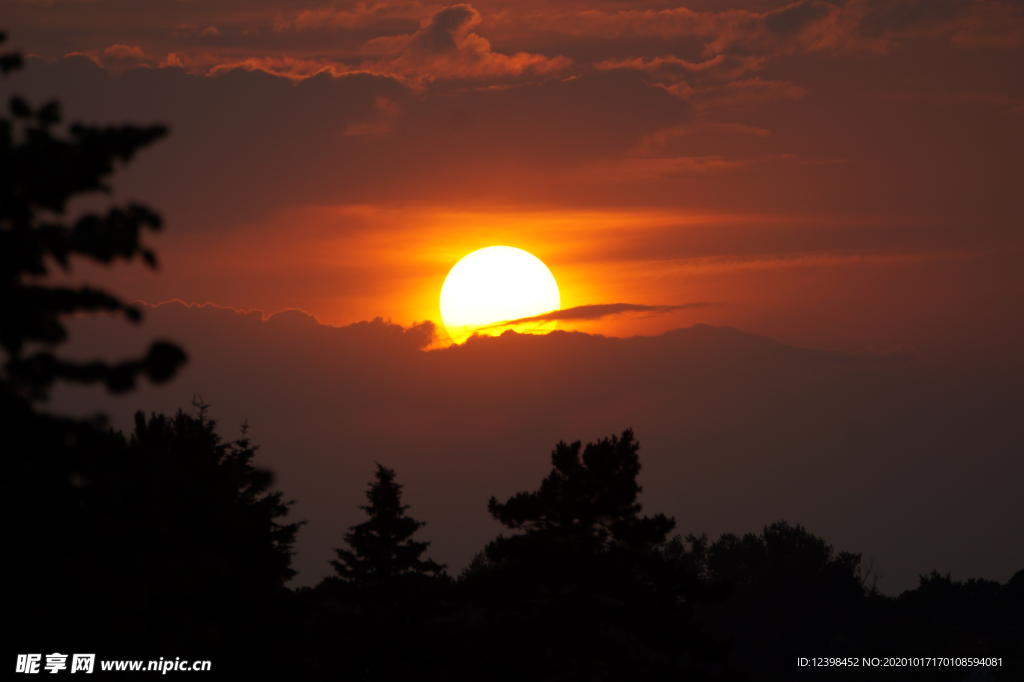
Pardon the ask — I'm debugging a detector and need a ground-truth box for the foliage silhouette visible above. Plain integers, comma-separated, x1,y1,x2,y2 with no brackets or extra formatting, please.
331,463,446,586
865,569,1024,681
8,397,305,674
451,429,731,681
486,429,675,553
1,37,301,679
0,32,185,400
659,523,866,679
305,465,448,681
660,523,1024,681
288,428,1024,675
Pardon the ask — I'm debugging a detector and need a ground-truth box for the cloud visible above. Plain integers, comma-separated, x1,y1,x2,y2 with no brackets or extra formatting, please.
161,53,185,69
159,4,570,85
361,4,571,84
203,55,383,81
951,1,1024,48
13,0,1023,93
102,44,145,60
596,60,805,109
20,0,1019,96
272,1,425,32
483,302,714,329
524,0,1023,55
594,53,771,104
64,51,102,67
594,54,767,81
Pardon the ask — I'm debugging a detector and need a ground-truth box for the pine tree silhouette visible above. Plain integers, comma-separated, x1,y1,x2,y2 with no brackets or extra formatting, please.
0,32,185,401
305,466,447,681
331,464,445,586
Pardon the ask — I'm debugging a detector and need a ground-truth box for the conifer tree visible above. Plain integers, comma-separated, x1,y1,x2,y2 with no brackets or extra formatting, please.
0,32,185,401
332,464,445,585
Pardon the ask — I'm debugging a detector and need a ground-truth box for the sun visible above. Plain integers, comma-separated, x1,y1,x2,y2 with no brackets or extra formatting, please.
440,246,560,344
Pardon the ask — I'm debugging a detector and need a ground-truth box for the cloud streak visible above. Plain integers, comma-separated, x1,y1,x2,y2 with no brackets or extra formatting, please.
484,302,714,329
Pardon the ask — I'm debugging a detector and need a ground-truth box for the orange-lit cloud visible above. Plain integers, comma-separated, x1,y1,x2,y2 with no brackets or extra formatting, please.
594,54,767,80
12,0,1021,99
507,0,1023,55
360,4,570,83
204,55,363,81
149,4,570,84
63,51,102,67
103,44,145,60
272,1,428,32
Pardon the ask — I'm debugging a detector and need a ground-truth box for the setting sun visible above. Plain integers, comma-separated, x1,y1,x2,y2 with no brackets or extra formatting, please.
440,246,560,344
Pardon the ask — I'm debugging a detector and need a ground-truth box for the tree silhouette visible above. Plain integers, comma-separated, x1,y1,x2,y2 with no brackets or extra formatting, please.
456,430,727,681
332,463,445,586
67,400,304,649
304,465,446,681
124,399,304,598
9,396,306,671
0,31,185,401
1,38,304,677
487,428,675,555
661,522,868,681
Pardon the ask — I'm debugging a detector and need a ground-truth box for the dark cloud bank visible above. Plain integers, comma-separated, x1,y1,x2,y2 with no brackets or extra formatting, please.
52,302,1023,593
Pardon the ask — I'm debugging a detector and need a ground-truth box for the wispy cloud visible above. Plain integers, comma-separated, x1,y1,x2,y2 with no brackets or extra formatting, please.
483,302,713,329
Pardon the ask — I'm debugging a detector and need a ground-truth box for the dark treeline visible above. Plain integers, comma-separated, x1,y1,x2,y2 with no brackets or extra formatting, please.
2,33,1021,681
298,434,1023,681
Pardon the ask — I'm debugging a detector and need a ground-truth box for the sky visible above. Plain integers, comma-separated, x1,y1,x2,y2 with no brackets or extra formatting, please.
5,0,1023,591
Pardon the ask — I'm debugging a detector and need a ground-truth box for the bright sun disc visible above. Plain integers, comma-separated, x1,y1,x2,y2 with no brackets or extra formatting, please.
440,246,560,344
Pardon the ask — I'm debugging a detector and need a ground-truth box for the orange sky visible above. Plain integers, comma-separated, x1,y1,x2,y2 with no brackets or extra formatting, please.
11,0,1024,591
7,0,1022,362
